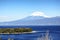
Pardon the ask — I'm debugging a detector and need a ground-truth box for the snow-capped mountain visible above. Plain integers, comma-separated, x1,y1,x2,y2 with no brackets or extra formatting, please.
0,16,60,26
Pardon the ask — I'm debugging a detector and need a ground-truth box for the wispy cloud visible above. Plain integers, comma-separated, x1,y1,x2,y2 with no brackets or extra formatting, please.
0,16,19,22
0,16,12,22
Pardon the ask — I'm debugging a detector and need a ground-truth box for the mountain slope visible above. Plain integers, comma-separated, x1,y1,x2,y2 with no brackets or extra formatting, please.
0,16,60,26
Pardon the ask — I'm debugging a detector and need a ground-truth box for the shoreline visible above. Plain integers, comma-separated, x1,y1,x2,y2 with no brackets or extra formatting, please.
0,31,37,34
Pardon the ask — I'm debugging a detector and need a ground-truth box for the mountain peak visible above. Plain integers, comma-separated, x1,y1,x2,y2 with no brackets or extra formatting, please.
23,16,45,20
31,11,51,18
0,16,60,26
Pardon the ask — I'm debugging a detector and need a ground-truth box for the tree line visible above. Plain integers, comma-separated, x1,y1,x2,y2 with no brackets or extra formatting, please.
0,28,32,34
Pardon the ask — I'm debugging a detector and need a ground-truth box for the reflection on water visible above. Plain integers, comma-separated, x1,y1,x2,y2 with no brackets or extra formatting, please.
0,30,60,40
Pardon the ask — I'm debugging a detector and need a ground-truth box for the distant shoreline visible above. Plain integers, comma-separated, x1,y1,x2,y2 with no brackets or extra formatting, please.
0,28,32,34
0,31,37,34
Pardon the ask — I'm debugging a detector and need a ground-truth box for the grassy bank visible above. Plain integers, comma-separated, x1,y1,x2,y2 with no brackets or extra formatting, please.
0,28,32,34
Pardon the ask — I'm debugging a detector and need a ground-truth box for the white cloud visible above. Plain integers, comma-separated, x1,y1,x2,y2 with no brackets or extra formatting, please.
31,11,51,18
0,16,20,22
0,15,27,22
0,16,12,22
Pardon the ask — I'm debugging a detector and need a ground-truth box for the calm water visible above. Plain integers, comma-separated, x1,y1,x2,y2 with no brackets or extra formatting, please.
0,26,60,40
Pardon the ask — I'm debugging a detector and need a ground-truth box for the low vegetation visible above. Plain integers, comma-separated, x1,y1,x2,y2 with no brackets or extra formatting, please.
0,28,32,34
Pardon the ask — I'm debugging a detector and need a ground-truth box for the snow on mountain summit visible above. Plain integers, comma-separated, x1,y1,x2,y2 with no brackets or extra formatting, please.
31,11,50,18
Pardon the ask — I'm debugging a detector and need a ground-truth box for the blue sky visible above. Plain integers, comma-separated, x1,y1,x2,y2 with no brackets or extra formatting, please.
0,0,60,22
